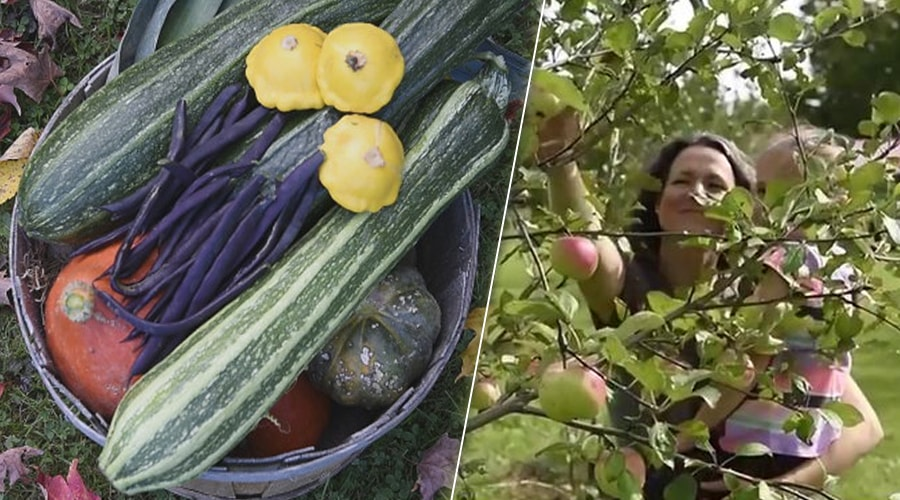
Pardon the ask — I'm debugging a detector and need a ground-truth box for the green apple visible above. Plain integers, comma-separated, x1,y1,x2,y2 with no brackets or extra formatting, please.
549,236,599,281
470,379,502,411
537,361,608,421
526,84,567,124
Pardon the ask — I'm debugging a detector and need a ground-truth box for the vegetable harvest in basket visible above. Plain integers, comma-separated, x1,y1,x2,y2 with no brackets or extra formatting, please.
19,0,518,493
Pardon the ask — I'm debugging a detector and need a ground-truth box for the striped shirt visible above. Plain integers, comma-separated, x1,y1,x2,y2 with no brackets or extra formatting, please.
718,243,852,457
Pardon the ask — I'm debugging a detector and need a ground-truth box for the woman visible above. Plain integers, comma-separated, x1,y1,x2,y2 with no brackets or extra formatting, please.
536,112,883,498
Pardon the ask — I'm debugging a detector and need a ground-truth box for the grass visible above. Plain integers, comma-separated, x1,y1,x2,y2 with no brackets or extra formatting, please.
457,243,900,500
0,0,535,498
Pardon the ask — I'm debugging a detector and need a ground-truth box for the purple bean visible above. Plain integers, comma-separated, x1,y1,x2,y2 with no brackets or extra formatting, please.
180,106,271,170
238,111,287,164
70,223,131,258
100,182,155,220
185,84,242,150
190,198,271,308
167,99,188,162
181,175,265,315
265,180,324,263
222,88,252,129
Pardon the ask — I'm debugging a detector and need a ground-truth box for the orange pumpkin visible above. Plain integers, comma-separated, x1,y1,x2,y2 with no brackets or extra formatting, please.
44,239,154,420
231,374,332,458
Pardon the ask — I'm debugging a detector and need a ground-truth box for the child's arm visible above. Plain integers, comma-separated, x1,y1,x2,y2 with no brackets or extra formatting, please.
677,269,788,451
773,376,883,486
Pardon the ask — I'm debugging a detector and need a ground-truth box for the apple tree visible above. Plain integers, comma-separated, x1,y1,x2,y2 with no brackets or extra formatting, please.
457,1,900,499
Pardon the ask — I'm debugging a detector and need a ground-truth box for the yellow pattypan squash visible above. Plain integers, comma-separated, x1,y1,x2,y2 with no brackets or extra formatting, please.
319,115,405,213
317,23,404,114
246,24,326,111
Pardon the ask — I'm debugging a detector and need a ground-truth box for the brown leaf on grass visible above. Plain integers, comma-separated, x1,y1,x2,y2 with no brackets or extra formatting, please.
0,42,62,103
0,381,5,399
0,127,38,203
457,307,486,381
411,434,461,500
0,85,21,115
37,459,101,500
0,446,43,492
29,0,82,49
0,274,11,307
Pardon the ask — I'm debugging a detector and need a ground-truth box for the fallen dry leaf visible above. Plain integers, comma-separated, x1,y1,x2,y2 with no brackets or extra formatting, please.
0,382,5,399
0,127,38,204
457,307,486,381
0,42,62,103
0,274,12,306
0,85,21,115
412,434,461,500
37,459,101,500
29,0,82,49
0,446,43,492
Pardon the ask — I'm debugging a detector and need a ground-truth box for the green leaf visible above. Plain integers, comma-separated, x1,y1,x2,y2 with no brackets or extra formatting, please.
782,411,816,444
708,0,730,12
768,13,803,42
646,291,685,316
628,358,668,393
814,6,843,33
546,289,580,323
844,0,864,18
705,186,755,222
734,442,772,457
722,32,743,50
501,299,562,323
841,29,866,47
823,401,864,427
560,0,588,21
692,385,721,408
665,31,694,51
873,91,900,125
664,474,698,500
603,335,631,364
603,18,639,56
849,161,884,192
858,119,879,137
833,310,863,339
676,419,710,442
531,69,588,112
687,9,714,42
883,214,900,245
158,0,224,48
615,311,666,338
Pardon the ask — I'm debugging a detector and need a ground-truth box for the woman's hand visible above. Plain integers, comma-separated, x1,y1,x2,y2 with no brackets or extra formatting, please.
536,107,581,165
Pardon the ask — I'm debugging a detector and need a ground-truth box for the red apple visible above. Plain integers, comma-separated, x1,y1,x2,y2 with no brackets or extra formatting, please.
594,447,647,496
470,378,502,411
537,361,608,421
549,236,598,280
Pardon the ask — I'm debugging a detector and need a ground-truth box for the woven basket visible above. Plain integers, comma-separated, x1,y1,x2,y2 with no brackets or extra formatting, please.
9,55,479,499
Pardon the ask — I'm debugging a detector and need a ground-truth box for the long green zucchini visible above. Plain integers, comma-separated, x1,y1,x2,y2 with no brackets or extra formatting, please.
98,74,510,493
19,0,399,244
19,0,520,244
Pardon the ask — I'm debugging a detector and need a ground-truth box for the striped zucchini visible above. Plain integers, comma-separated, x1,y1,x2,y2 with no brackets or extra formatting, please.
98,74,511,493
19,0,519,244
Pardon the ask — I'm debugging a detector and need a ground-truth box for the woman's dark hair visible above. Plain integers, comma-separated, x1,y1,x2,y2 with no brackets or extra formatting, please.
621,133,755,312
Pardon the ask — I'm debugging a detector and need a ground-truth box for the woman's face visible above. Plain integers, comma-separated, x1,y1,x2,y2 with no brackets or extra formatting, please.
655,145,737,234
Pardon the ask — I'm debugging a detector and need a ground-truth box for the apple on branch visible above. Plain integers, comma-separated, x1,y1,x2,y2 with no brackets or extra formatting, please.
470,378,502,412
537,360,608,422
594,447,647,498
550,235,599,280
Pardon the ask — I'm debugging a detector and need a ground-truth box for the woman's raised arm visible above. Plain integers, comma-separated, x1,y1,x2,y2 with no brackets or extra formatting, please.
538,109,625,321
